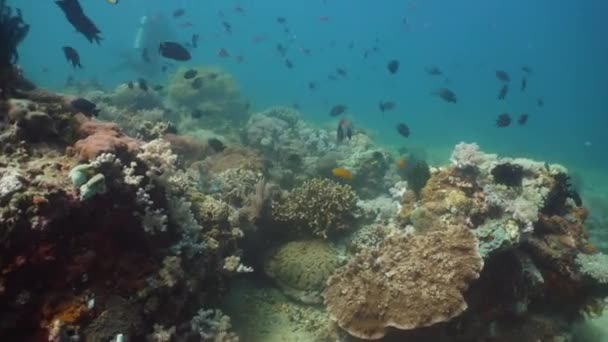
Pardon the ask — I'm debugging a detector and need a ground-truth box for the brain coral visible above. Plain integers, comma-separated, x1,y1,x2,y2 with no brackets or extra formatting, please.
272,178,358,238
264,240,340,303
323,227,483,339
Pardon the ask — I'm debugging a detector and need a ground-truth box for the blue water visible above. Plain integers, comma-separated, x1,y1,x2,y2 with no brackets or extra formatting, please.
12,0,608,178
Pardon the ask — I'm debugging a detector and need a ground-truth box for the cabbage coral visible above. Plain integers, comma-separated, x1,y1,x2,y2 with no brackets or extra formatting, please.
323,227,483,339
272,178,358,238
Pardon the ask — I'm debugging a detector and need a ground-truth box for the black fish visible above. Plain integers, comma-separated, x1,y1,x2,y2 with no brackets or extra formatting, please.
62,46,82,68
498,84,508,100
521,77,527,91
208,138,225,152
517,113,529,125
191,109,203,118
434,88,457,103
183,69,198,79
137,78,148,91
127,81,134,89
496,113,511,127
222,21,232,34
396,123,410,137
191,34,200,48
159,41,191,61
329,105,347,116
207,72,219,80
173,8,185,18
276,44,287,57
379,101,396,113
276,17,287,24
55,0,102,44
387,59,400,74
496,70,510,82
285,59,293,69
308,81,317,90
191,77,204,90
522,65,533,74
336,68,347,77
142,48,150,63
70,98,98,117
425,66,442,75
337,119,353,143
537,98,544,107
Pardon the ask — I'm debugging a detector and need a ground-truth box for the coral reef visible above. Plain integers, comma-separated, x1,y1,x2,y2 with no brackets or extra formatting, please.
324,227,483,339
271,178,358,238
264,240,340,304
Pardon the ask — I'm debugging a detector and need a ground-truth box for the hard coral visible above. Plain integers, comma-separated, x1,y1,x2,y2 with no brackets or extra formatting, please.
323,227,483,339
71,116,140,161
272,178,358,238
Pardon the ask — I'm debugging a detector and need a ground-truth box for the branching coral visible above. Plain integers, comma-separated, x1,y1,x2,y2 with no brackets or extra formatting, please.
323,227,483,339
190,308,239,342
272,178,358,238
576,253,608,284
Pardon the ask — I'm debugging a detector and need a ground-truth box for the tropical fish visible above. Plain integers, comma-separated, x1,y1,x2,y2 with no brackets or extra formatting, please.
329,105,347,116
425,66,443,75
498,84,508,100
521,77,527,91
522,65,533,74
379,101,396,113
159,42,191,61
496,70,510,82
55,0,102,44
396,157,408,170
183,69,198,79
70,98,99,117
434,88,457,103
496,113,511,127
106,0,118,4
337,119,353,143
332,168,353,181
208,138,225,152
62,46,82,68
191,77,204,90
387,59,400,74
396,123,410,137
173,9,185,18
517,114,529,125
137,78,148,91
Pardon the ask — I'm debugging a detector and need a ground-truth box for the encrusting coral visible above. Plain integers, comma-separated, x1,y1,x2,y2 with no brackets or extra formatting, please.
324,226,483,339
272,178,358,238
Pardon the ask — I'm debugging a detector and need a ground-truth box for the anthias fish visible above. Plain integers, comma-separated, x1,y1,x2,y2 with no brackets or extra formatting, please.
62,46,82,68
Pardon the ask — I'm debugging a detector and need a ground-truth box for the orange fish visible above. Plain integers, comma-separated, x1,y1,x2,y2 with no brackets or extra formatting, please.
396,157,407,170
332,168,353,181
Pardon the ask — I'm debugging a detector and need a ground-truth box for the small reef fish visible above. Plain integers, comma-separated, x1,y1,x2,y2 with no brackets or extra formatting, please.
396,157,408,170
191,77,204,90
137,78,148,91
207,138,225,152
433,88,457,103
222,21,232,34
70,98,99,117
62,46,82,68
276,17,287,24
173,9,185,18
159,42,191,61
329,105,347,117
522,65,533,74
537,98,544,107
285,59,293,69
521,77,527,92
336,68,347,77
425,66,443,76
379,101,396,113
336,119,352,143
396,123,410,137
183,69,198,79
387,59,400,74
495,70,510,82
308,81,317,90
332,168,353,181
498,84,508,100
496,113,511,127
517,113,529,125
217,48,230,58
56,0,102,44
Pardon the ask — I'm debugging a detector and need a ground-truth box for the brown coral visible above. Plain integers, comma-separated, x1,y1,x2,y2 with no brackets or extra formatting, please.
323,227,483,339
71,116,140,161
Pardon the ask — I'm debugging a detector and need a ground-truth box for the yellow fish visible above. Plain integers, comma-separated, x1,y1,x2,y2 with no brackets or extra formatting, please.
332,168,353,181
396,157,407,170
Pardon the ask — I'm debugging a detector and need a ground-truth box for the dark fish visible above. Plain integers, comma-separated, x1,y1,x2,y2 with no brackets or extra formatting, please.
173,8,185,18
521,77,527,91
70,98,99,117
387,59,400,74
235,55,244,63
285,59,293,69
207,138,225,152
276,17,287,24
207,72,219,80
496,70,510,82
496,113,511,127
329,105,347,116
308,81,317,90
498,84,508,100
537,98,544,107
276,43,287,57
159,41,191,61
191,109,203,118
434,88,457,103
425,66,443,75
62,46,82,68
222,21,232,34
153,85,163,91
183,69,198,79
191,34,200,48
517,113,529,125
141,48,150,63
55,0,102,44
337,119,353,143
327,74,338,81
522,65,533,74
336,68,347,77
138,78,148,91
217,48,229,58
127,81,134,89
396,123,410,137
191,77,204,90
379,101,396,113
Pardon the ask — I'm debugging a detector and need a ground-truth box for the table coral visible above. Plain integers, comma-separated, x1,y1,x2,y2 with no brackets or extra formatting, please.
272,178,358,238
323,227,483,339
264,240,340,304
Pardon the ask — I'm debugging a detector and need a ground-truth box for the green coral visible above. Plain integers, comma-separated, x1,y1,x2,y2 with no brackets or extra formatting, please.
264,240,340,303
167,66,249,128
272,178,358,238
